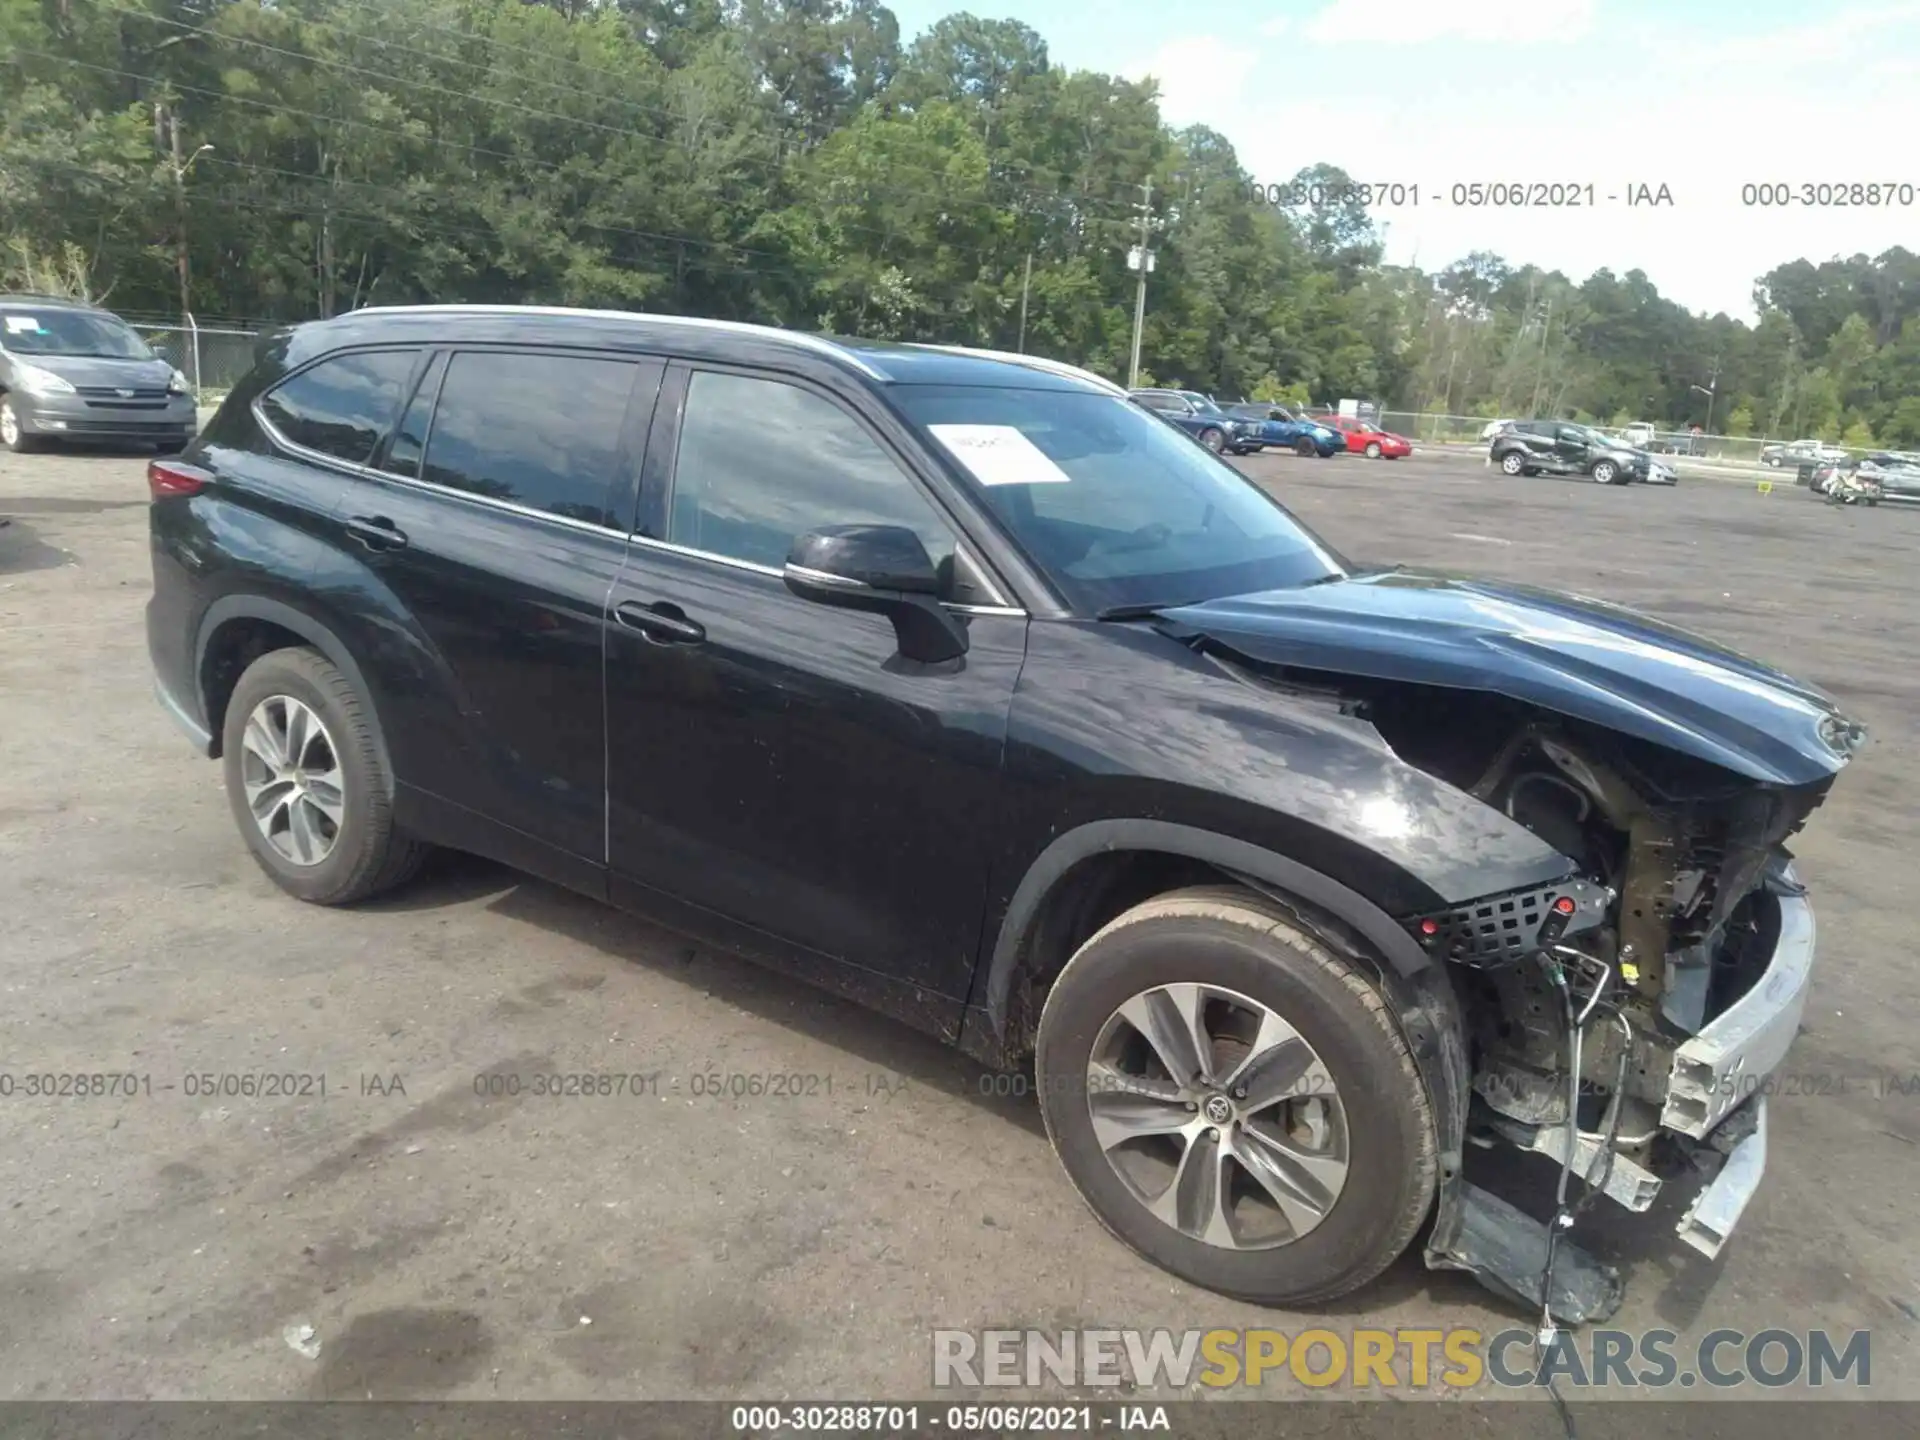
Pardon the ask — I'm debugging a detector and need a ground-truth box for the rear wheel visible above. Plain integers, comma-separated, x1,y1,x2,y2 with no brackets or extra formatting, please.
1034,886,1436,1306
221,647,429,905
1498,450,1527,476
1198,427,1225,453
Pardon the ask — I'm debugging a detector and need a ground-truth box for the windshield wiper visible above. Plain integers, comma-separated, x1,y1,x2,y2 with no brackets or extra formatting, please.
1096,601,1184,621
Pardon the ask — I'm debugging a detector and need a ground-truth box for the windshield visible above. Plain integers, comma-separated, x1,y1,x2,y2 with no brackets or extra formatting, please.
1180,392,1226,416
0,308,154,360
895,384,1347,613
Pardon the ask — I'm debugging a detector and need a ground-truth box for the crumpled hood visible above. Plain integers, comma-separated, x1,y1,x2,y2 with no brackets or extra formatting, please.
1156,569,1864,785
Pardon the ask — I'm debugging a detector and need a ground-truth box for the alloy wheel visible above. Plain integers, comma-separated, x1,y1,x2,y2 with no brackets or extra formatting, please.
1085,982,1349,1250
1,399,19,448
238,694,346,866
1500,452,1525,474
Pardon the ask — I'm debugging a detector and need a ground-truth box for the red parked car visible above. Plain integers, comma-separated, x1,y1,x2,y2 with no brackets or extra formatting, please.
1316,415,1413,459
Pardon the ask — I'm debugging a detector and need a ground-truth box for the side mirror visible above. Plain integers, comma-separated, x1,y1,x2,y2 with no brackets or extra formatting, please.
783,524,969,665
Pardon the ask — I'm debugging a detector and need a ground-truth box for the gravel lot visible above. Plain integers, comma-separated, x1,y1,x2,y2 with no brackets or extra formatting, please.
2,444,1917,1405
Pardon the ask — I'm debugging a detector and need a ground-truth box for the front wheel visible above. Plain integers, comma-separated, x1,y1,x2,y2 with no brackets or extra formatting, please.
1364,442,1382,459
1,395,40,453
1293,437,1317,457
1198,427,1225,453
1591,460,1619,484
221,646,430,905
1034,886,1436,1306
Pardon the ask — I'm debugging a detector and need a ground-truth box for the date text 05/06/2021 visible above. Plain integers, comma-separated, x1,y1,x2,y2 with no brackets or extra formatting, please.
1241,181,1676,208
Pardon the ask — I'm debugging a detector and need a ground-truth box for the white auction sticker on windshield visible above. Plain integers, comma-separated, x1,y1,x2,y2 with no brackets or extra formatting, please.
4,315,44,334
928,424,1072,486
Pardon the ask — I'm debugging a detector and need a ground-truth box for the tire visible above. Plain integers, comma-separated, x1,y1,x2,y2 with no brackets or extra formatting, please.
1498,450,1527,476
1591,460,1619,484
1198,427,1225,453
1033,885,1437,1307
1293,437,1317,457
220,646,429,905
1364,442,1382,459
1,395,41,454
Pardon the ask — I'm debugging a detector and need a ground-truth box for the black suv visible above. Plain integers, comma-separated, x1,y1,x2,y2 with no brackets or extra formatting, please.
1490,420,1655,485
148,306,1862,1317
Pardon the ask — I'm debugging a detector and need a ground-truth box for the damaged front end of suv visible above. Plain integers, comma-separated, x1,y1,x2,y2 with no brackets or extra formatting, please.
1155,569,1866,1325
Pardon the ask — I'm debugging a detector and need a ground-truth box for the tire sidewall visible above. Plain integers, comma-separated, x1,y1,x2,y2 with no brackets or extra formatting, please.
1036,912,1433,1301
1200,428,1224,452
1593,461,1617,484
221,654,384,903
1365,442,1381,458
1294,438,1316,457
1500,452,1525,474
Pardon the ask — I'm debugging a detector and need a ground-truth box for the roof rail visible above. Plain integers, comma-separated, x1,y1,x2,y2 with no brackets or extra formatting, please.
351,304,887,379
922,344,1128,396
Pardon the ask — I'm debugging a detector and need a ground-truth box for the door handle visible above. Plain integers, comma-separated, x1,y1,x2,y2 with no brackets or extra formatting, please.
345,514,408,550
614,600,706,645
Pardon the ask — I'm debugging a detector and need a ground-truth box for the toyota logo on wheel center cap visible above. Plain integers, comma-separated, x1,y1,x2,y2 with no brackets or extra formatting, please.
1203,1094,1234,1125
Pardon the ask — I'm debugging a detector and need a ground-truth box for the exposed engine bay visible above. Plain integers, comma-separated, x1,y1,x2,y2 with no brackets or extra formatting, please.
1200,647,1854,1327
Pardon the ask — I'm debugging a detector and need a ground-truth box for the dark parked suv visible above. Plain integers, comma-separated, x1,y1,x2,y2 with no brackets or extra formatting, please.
1489,420,1664,485
148,306,1862,1318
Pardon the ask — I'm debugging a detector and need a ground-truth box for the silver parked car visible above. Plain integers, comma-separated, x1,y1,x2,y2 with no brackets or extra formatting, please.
0,295,198,453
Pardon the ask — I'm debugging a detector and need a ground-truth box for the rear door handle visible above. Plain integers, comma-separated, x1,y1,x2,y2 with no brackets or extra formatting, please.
614,600,706,645
345,515,408,551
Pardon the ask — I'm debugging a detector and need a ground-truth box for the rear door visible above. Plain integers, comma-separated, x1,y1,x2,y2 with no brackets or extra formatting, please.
319,347,661,875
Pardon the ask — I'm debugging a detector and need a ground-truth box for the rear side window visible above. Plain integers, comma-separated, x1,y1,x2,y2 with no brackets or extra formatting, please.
259,349,419,466
420,352,639,527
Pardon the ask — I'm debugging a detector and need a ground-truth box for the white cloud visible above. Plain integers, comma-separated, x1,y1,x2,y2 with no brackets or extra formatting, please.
1301,0,1597,44
1130,37,1258,126
1258,15,1291,36
1195,3,1920,317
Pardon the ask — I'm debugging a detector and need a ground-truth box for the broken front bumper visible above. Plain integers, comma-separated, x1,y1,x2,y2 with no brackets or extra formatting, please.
1663,872,1813,1259
1429,872,1815,1319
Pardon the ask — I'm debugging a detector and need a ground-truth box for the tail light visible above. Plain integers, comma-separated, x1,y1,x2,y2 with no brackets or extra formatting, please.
148,458,210,498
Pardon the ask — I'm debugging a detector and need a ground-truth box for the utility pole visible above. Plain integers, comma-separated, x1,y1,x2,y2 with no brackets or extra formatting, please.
161,106,213,325
1691,358,1721,435
1127,179,1156,390
1530,295,1554,416
1017,251,1033,353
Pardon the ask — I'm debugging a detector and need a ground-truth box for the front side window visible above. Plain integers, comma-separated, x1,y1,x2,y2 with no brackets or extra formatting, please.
260,349,420,466
421,351,638,526
667,370,957,574
896,383,1346,614
0,307,152,360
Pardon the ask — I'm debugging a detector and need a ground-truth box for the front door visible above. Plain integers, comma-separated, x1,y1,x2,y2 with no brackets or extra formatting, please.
604,364,1027,1016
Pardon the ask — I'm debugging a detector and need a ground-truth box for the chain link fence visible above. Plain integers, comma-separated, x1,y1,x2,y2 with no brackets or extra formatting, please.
130,320,264,403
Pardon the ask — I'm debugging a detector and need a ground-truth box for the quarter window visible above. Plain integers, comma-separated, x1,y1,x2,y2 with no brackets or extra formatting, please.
259,349,420,466
420,352,639,527
667,370,956,574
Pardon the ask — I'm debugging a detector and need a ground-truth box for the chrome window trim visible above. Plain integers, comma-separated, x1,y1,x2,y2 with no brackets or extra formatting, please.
355,304,888,380
253,396,631,542
627,534,1027,617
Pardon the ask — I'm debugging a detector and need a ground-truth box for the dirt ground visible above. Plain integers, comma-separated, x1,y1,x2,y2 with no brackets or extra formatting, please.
2,444,1917,1406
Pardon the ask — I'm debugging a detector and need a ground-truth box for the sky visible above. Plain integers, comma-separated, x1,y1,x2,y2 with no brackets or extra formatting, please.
883,0,1920,321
